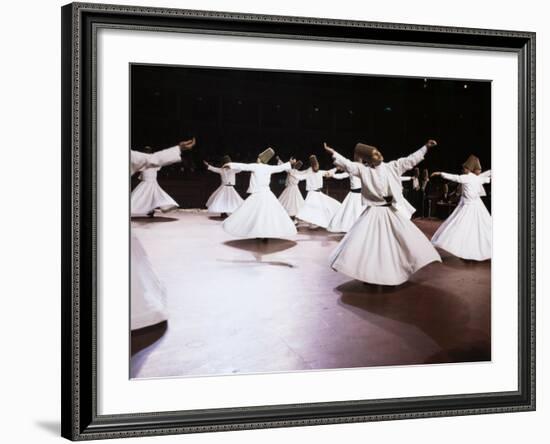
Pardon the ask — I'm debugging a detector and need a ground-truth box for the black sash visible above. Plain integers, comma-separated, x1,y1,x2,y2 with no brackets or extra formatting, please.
350,188,361,193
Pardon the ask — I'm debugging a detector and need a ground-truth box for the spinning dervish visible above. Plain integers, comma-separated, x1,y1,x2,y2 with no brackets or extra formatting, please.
323,140,441,286
221,148,298,239
204,155,244,218
276,156,306,219
295,154,341,229
130,138,196,330
326,167,365,233
131,146,179,217
430,154,492,261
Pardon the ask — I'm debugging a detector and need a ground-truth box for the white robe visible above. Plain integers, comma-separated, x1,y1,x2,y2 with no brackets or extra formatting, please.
278,166,306,216
431,171,492,261
222,162,297,238
205,165,244,214
329,146,441,285
131,167,179,216
130,146,181,330
295,168,341,228
327,172,365,233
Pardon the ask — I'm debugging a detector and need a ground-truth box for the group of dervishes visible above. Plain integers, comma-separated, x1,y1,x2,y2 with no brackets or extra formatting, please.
131,138,491,292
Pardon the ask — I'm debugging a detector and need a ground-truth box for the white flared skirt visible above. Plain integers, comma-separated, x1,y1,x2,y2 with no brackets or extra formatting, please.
206,185,244,214
330,206,441,285
278,185,305,216
131,181,178,216
223,189,297,238
327,192,365,233
431,198,492,261
296,191,342,228
130,233,168,330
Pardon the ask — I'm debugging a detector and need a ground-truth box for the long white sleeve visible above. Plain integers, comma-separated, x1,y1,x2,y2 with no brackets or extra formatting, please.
227,162,256,172
268,162,291,174
331,171,350,180
332,152,362,177
479,170,491,184
207,164,223,174
441,172,464,183
130,146,181,175
389,145,428,177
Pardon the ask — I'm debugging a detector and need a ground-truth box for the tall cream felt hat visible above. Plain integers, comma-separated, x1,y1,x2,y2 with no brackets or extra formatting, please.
258,148,275,164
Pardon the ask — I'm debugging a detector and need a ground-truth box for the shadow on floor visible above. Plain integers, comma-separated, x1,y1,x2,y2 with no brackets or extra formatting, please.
131,216,179,223
336,280,490,364
131,321,168,356
223,239,297,255
217,258,295,268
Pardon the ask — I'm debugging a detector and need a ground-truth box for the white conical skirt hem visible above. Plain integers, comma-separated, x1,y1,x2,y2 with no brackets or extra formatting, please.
130,233,168,330
278,185,305,216
223,189,297,238
431,199,492,261
131,181,178,216
296,191,341,228
330,206,441,285
206,185,244,214
327,192,365,233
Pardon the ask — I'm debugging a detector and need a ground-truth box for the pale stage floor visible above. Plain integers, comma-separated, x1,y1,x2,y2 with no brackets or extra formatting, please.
130,211,491,379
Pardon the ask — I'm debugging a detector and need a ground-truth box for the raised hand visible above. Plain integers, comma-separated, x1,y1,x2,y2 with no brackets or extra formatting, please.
179,137,196,151
426,139,438,149
323,142,335,154
289,157,297,166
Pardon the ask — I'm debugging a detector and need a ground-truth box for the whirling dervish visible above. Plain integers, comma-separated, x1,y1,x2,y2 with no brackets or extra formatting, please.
324,140,441,286
276,156,306,219
295,154,341,229
327,167,365,233
131,146,179,217
130,138,196,330
222,148,298,239
204,155,244,218
430,155,492,261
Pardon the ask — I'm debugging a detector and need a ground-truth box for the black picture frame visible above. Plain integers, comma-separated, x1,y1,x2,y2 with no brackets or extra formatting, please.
61,2,536,440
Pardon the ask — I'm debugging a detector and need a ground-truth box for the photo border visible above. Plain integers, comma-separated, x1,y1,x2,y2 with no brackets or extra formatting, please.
61,2,535,440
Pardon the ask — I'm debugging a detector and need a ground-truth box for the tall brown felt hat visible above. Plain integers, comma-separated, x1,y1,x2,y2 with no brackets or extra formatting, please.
463,154,481,171
221,155,232,165
258,148,275,164
354,143,378,159
293,160,303,170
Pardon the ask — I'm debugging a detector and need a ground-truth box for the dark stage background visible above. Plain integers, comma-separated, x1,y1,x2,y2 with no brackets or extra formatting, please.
130,64,491,209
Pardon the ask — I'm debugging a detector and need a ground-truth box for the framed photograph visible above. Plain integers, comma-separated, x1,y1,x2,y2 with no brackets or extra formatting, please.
61,2,535,440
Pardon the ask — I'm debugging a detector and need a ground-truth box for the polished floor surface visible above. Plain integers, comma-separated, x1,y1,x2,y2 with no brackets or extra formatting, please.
130,211,491,379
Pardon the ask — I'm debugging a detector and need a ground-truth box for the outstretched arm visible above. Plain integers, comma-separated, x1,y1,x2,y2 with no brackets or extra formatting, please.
479,170,492,184
269,158,294,174
431,171,464,183
130,138,197,175
324,142,362,177
330,170,350,180
223,162,256,172
204,160,222,174
389,139,437,176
